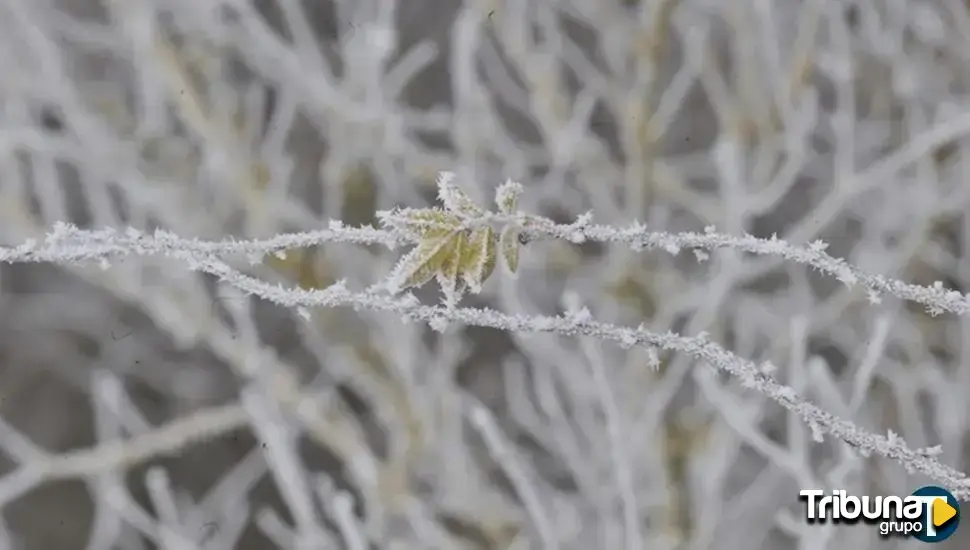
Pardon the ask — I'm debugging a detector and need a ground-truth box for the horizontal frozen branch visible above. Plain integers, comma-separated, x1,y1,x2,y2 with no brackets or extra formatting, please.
3,221,969,317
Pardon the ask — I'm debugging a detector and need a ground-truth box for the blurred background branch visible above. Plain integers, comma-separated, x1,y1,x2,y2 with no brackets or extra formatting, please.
1,0,969,548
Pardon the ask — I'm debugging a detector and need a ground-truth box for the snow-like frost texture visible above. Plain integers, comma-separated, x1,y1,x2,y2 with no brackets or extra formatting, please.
2,2,970,549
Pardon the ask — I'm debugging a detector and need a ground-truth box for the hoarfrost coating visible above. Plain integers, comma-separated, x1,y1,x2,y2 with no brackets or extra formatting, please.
1,0,970,549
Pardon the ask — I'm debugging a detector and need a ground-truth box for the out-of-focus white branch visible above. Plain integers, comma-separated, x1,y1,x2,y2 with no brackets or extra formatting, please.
467,402,560,550
0,401,249,508
4,0,970,547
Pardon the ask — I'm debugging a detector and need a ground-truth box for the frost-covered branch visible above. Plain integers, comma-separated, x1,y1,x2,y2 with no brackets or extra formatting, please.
0,401,248,507
4,214,969,317
6,0,970,547
4,226,965,500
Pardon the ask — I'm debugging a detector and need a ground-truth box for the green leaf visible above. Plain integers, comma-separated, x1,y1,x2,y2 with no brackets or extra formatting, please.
378,207,463,240
436,230,467,305
499,225,520,276
461,226,497,292
381,172,531,304
387,229,459,292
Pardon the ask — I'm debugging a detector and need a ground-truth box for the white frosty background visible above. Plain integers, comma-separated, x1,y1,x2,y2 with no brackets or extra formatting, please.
0,0,969,549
